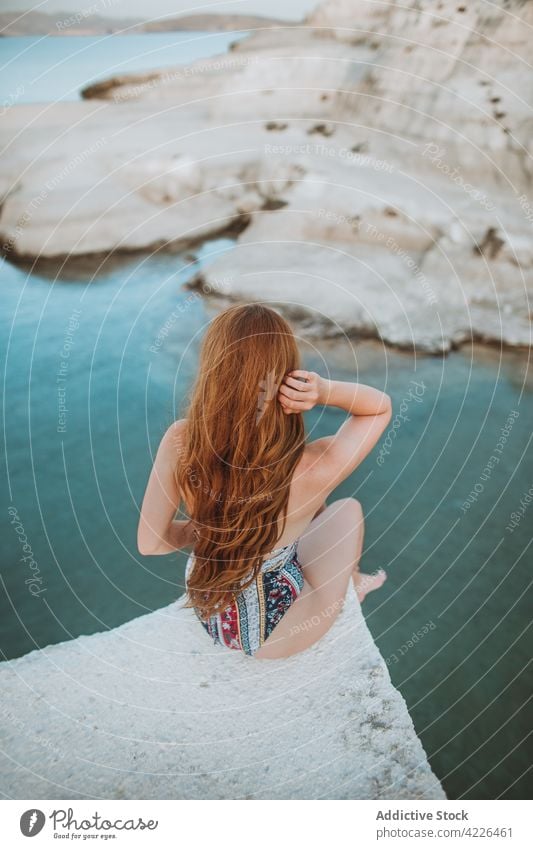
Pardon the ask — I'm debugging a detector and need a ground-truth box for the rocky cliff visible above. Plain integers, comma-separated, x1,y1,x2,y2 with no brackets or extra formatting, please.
0,583,445,799
0,0,531,352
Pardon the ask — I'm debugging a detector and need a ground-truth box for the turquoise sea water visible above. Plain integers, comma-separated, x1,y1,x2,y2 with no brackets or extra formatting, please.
0,34,532,801
0,32,247,104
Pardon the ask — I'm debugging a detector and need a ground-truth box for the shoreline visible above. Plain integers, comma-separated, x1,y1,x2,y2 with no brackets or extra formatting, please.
0,3,531,354
0,12,291,37
4,237,532,357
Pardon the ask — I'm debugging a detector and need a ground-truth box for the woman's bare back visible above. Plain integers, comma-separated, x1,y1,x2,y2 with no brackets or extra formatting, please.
262,442,330,553
138,368,392,658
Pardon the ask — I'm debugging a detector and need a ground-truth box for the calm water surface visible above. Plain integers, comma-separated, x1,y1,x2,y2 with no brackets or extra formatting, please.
0,32,248,104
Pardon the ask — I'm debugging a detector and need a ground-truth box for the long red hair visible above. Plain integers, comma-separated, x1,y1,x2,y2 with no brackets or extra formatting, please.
177,303,305,619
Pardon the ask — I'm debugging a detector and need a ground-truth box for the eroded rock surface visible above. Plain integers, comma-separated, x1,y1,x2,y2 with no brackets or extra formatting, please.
0,584,445,800
0,0,531,352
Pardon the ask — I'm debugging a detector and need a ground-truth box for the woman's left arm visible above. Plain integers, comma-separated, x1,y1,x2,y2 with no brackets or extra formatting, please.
137,419,195,555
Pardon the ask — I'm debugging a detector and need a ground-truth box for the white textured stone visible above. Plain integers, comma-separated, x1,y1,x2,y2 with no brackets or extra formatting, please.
1,0,530,351
0,583,444,800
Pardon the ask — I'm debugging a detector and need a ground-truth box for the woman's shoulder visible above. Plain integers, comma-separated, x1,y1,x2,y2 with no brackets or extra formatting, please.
159,418,187,456
294,439,341,494
294,440,327,483
167,417,187,437
301,438,325,465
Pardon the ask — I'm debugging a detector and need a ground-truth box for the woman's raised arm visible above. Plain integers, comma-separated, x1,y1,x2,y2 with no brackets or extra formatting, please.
279,370,392,496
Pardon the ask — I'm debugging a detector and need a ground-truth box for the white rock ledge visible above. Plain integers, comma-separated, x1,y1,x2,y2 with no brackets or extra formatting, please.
0,583,445,800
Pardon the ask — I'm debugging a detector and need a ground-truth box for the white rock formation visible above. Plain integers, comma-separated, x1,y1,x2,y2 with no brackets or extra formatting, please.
0,0,531,352
0,583,445,800
309,0,533,181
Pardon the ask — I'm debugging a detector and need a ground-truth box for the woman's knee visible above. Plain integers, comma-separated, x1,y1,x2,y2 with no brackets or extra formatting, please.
299,499,363,591
331,497,363,524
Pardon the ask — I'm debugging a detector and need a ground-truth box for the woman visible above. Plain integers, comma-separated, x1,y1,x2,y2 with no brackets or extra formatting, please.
138,304,392,659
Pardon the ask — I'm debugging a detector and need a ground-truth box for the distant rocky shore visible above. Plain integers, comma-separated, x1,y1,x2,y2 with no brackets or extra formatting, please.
0,10,286,36
0,0,531,353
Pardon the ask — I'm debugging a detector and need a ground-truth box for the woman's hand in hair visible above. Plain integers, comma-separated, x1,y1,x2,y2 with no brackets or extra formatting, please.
278,370,328,414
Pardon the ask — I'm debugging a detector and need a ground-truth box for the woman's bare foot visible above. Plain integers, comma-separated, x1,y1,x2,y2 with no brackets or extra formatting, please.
354,569,387,603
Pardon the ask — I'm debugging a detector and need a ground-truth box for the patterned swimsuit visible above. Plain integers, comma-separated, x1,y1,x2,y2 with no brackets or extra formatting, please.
185,541,304,656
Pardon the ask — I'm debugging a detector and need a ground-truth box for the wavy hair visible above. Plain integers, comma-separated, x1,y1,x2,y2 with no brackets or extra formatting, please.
177,303,305,619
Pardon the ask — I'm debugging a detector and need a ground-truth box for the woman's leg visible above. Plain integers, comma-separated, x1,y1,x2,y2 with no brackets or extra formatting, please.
255,498,384,659
300,497,364,594
303,498,386,602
